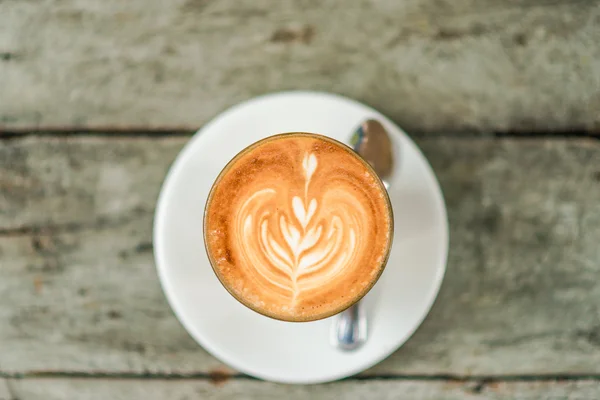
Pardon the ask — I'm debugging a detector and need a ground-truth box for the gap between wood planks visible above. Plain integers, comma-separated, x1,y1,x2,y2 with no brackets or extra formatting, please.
0,129,599,140
2,371,600,382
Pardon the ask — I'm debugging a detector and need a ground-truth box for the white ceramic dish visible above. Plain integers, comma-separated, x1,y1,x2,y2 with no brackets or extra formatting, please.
153,91,448,384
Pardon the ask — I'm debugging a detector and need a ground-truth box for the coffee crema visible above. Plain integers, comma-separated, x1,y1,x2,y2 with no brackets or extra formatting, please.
204,133,393,322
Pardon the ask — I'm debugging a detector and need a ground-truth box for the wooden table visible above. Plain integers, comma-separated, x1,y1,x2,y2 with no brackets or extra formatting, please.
1,1,599,399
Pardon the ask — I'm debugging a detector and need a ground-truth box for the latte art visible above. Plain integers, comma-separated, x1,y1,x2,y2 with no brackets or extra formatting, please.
205,134,392,322
236,153,360,302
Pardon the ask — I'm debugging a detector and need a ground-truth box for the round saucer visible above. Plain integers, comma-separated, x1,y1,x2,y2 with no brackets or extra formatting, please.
153,91,448,384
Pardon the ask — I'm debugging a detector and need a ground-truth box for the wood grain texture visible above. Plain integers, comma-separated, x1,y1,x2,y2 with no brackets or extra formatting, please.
0,380,13,400
1,0,599,133
0,137,184,230
6,378,600,400
1,137,599,376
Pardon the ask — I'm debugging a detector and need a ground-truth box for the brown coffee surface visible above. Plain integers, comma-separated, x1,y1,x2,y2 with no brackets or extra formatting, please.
204,133,392,321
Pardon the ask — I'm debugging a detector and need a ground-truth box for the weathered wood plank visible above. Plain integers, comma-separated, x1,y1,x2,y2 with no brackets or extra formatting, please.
1,137,599,376
1,0,599,133
7,378,600,400
0,220,226,374
0,379,13,400
0,136,184,230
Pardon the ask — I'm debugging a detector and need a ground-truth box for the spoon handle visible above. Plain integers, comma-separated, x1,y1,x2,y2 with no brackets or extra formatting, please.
331,302,367,350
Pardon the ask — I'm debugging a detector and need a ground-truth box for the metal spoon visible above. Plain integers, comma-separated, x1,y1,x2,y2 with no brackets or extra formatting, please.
331,119,394,351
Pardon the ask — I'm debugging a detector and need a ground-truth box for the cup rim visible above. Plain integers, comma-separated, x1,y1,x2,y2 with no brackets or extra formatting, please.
203,132,394,322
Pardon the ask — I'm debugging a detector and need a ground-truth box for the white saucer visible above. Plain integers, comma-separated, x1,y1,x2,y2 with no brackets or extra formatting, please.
153,91,448,384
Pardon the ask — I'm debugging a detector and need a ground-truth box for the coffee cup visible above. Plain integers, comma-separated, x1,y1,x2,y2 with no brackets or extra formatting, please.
204,132,393,322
